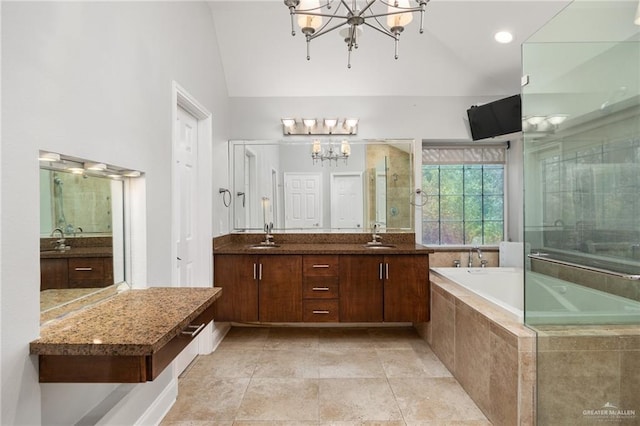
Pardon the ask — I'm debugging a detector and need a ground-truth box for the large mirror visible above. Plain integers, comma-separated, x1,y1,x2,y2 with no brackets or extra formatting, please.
229,139,415,232
39,153,131,322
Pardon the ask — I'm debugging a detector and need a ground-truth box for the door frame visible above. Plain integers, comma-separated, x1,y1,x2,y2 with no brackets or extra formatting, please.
171,81,212,288
171,81,213,362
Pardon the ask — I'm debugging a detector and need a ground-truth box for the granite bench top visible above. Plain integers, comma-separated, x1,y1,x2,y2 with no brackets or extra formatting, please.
30,287,222,356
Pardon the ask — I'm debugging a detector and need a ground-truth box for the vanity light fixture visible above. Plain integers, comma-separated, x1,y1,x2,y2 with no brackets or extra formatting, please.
281,118,359,135
284,0,430,68
67,167,85,175
311,139,350,166
39,152,61,162
84,162,107,171
122,170,142,178
522,114,569,133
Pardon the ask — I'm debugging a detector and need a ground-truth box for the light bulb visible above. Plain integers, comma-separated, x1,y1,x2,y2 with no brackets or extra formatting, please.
387,0,413,29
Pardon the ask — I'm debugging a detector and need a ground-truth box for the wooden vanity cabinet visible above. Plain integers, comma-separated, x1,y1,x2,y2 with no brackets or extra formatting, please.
213,254,258,322
213,254,302,322
339,254,429,323
303,255,340,322
41,256,113,291
259,255,302,322
339,255,384,322
41,258,69,290
383,255,429,322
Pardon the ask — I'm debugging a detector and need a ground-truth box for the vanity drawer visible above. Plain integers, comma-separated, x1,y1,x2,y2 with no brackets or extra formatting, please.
68,258,106,286
303,299,339,322
303,277,339,299
303,255,339,277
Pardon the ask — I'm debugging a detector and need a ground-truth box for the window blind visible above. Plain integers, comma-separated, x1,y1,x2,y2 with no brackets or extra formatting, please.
422,142,507,165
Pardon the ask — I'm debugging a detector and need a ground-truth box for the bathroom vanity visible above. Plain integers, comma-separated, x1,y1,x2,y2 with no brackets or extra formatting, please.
213,233,431,324
30,287,221,383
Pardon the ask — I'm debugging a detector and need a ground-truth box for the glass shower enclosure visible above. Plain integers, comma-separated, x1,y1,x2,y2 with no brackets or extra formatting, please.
522,0,640,423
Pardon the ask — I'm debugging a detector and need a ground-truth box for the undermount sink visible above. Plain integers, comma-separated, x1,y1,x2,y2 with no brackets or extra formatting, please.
248,244,280,249
362,244,396,249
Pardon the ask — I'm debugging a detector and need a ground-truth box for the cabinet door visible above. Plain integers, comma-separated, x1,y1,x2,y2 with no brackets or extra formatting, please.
339,255,383,322
259,255,303,322
40,258,69,290
68,258,108,288
213,254,258,322
384,255,429,322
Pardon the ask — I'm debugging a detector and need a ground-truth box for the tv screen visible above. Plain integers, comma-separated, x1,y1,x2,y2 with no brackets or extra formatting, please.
467,94,521,140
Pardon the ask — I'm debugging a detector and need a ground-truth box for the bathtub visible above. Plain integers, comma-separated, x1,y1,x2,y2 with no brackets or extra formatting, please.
525,271,640,325
428,266,536,425
431,266,640,326
430,267,524,321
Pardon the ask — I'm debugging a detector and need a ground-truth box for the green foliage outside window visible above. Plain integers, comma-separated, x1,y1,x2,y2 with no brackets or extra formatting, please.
422,164,504,245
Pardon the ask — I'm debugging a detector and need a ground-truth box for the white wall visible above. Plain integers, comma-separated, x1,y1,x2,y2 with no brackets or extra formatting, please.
1,2,229,424
227,95,525,242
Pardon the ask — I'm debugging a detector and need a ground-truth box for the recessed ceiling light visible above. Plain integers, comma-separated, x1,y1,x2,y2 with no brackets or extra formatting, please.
494,31,513,44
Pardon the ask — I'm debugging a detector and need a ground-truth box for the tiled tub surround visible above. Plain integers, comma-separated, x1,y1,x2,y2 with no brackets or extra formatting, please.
429,247,499,268
534,325,640,425
31,287,221,382
429,268,536,426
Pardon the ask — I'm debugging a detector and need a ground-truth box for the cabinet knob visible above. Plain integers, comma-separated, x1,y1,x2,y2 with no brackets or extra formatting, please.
312,310,330,314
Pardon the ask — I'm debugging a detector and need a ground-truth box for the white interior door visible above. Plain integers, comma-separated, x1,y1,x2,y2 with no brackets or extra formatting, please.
284,173,322,228
331,172,364,229
174,105,199,372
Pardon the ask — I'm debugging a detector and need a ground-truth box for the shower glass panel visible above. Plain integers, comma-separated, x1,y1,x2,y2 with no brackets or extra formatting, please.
523,1,640,423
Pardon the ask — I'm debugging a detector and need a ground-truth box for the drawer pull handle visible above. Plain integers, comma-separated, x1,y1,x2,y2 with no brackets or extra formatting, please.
312,310,330,314
75,267,93,271
312,287,330,291
312,264,330,268
181,323,205,337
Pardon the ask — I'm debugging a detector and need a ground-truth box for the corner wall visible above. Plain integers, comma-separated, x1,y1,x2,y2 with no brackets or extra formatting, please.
1,2,229,424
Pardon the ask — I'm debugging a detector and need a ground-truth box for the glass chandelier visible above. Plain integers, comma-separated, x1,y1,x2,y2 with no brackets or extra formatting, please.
284,0,429,68
311,140,351,165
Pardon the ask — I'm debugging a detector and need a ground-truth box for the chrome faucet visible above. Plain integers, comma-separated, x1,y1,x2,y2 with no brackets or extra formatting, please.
468,246,483,267
50,228,67,251
262,222,275,245
369,223,382,245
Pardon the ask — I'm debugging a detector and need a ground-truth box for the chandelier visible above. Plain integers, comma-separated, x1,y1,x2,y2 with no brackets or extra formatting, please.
311,139,351,165
284,0,429,68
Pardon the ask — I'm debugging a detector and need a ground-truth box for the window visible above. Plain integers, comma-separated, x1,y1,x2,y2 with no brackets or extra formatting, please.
421,144,506,245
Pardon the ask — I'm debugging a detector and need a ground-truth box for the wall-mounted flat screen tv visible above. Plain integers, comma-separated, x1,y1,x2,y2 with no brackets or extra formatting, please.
467,94,521,140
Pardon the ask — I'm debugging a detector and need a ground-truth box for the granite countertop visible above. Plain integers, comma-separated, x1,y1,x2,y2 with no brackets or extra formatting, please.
213,242,432,255
30,287,222,356
40,246,113,259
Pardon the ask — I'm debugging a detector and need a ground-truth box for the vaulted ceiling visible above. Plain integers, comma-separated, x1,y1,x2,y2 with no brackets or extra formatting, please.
207,0,572,99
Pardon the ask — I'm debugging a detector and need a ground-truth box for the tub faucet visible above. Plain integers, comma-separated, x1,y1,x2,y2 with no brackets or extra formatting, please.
468,246,483,267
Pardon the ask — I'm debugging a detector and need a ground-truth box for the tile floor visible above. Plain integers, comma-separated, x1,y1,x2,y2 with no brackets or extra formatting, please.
160,326,491,425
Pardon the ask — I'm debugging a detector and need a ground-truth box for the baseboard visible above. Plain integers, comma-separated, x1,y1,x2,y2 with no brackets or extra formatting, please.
211,321,231,351
134,377,178,426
